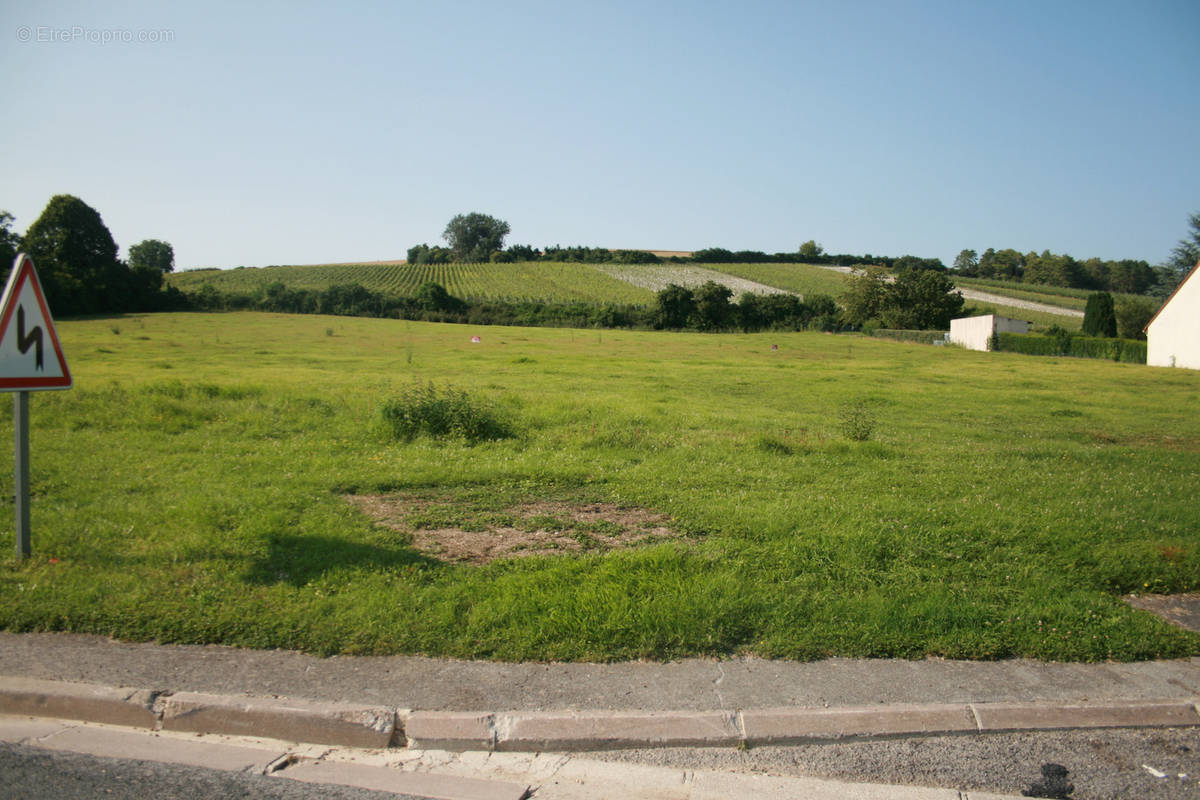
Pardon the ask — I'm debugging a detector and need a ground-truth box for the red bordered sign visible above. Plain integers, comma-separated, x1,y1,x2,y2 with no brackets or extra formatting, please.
0,254,72,391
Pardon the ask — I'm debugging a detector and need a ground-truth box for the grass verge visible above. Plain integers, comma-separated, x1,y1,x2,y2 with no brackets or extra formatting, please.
0,312,1196,661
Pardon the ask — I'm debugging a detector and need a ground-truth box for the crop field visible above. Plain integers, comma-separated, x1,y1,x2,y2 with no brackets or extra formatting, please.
695,262,852,298
1,312,1196,662
594,264,790,296
169,261,1094,332
170,261,657,305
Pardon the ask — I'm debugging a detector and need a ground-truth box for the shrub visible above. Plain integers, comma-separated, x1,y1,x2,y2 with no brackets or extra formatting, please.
378,382,512,443
1114,296,1157,340
839,399,876,442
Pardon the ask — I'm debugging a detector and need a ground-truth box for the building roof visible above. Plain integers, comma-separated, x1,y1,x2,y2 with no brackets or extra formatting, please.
1145,259,1200,333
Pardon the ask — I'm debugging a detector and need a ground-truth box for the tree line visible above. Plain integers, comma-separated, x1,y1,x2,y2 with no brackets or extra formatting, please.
1,195,182,315
409,212,952,269
951,246,1177,297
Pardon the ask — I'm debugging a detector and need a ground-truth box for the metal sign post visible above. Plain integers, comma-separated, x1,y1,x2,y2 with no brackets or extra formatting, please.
14,391,29,557
0,254,72,558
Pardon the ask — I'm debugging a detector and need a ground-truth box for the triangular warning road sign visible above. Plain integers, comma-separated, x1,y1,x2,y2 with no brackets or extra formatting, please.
0,254,72,391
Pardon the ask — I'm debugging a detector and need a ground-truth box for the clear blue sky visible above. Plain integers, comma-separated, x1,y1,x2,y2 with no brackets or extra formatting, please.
2,0,1197,270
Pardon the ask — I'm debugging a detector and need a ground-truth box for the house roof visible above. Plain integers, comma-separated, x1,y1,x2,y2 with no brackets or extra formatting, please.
1144,259,1200,333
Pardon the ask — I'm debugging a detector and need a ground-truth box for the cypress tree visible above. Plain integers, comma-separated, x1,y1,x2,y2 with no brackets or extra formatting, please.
1082,292,1117,338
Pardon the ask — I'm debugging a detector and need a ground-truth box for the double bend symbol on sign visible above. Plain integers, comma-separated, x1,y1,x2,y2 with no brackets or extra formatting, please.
17,306,44,371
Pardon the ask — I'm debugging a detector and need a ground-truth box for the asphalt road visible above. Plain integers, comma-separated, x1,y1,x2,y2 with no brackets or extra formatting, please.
3,728,1198,799
595,727,1200,800
0,742,432,800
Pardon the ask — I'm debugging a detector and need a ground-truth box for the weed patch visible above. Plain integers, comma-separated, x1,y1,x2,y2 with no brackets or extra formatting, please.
377,381,513,443
839,399,877,441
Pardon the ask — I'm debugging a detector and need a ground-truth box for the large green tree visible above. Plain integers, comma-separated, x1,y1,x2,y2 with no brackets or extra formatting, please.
838,265,891,326
1165,211,1200,279
880,268,965,330
129,238,175,272
1023,250,1083,288
0,211,21,269
976,248,1024,280
654,284,695,329
953,248,978,273
839,266,963,330
21,195,124,315
442,213,510,262
798,240,824,259
692,281,734,330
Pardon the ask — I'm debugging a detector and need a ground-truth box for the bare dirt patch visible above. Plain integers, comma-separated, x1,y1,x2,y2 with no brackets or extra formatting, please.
346,494,679,565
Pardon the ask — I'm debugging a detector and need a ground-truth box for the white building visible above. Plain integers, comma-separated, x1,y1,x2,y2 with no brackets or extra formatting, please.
948,314,1031,352
1146,261,1200,370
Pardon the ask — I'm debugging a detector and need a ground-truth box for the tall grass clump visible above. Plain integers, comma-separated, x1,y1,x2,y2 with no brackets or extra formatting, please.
839,399,877,441
378,381,512,443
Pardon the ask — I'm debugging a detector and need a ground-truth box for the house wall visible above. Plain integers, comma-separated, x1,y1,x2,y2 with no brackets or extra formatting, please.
995,317,1032,336
949,315,1030,352
949,315,995,351
1147,267,1200,369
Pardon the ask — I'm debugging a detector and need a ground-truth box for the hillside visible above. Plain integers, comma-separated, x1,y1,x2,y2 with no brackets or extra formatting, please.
168,260,1088,329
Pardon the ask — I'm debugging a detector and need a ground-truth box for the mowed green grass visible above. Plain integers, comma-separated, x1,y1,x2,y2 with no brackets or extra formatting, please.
1,312,1197,661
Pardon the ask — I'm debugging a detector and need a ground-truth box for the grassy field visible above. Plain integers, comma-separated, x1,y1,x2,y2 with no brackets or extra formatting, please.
954,277,1150,312
1,312,1196,662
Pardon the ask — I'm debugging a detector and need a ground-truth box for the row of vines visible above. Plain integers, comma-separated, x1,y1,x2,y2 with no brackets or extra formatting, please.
169,262,658,305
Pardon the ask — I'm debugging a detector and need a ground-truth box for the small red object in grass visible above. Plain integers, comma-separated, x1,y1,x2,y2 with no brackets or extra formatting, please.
49,558,60,564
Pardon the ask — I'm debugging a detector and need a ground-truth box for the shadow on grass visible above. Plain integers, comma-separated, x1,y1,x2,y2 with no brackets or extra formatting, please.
244,534,441,587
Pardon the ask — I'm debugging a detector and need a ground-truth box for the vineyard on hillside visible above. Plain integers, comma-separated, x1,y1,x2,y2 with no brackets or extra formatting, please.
595,264,793,296
694,262,851,298
169,262,658,305
167,260,1087,330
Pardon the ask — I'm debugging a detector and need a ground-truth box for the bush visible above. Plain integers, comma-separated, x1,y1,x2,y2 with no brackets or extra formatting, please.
1114,296,1157,340
839,399,877,442
870,329,947,345
414,281,465,313
378,382,512,443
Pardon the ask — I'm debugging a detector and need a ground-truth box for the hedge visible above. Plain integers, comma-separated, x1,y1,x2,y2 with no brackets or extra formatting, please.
870,329,948,345
996,332,1146,364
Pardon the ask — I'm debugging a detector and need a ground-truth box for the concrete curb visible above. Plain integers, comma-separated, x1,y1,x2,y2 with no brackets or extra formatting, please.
2,675,1197,752
0,676,158,730
161,690,400,749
